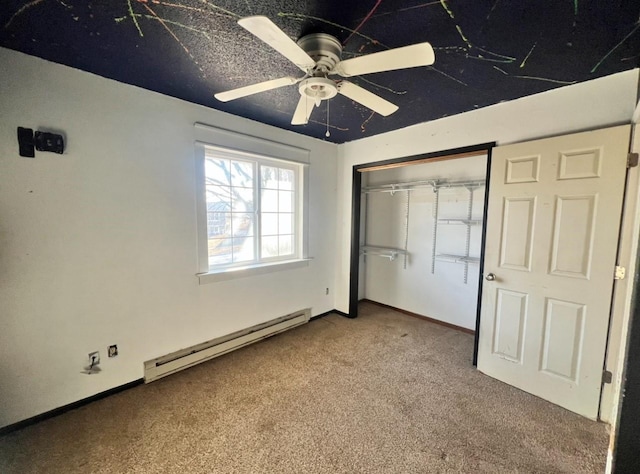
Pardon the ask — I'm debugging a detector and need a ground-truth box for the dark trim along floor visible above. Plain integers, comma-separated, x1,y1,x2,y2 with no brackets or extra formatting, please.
1,308,350,437
362,299,475,335
0,379,144,437
311,309,348,321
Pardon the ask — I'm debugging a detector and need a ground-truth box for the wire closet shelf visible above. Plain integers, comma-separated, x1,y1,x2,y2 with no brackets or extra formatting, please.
361,178,485,282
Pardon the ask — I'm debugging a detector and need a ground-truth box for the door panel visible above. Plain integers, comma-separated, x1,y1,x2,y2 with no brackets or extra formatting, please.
550,195,597,278
478,125,630,419
506,155,540,183
500,197,536,271
540,298,585,381
493,289,528,362
558,148,601,180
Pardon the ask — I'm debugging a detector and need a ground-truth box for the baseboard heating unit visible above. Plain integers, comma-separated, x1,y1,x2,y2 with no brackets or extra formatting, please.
144,308,311,383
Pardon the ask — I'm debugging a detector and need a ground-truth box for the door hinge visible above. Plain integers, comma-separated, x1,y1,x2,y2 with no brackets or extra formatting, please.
614,266,626,280
603,370,613,384
628,152,639,168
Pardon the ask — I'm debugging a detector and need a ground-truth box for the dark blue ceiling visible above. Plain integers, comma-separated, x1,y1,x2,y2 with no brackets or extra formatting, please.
2,1,639,143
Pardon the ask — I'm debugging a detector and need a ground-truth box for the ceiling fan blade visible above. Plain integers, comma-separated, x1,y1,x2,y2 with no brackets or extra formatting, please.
291,95,315,125
238,16,316,72
338,81,398,116
215,76,298,102
333,42,435,77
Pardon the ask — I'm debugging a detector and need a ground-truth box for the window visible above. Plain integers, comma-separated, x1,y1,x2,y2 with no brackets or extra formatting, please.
201,145,303,271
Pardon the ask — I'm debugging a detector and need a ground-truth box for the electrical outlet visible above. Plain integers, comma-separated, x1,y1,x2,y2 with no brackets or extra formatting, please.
108,344,118,357
88,351,100,366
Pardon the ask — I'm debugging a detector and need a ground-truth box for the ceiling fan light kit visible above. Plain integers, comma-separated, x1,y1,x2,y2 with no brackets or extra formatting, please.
299,77,338,105
214,16,435,126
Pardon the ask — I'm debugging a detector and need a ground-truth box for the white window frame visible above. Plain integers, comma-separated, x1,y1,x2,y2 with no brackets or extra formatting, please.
194,123,310,284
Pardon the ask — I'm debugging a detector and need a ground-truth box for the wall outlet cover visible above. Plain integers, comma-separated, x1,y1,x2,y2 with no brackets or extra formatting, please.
108,345,118,357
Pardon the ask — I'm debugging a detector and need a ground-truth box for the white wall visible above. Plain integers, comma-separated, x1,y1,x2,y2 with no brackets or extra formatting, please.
0,48,338,428
336,69,640,313
362,157,486,330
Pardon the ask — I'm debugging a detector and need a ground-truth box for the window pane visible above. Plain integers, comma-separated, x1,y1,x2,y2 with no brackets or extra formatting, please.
204,148,301,269
233,237,254,262
230,161,253,188
232,213,253,238
207,211,231,239
279,235,293,256
232,188,254,212
206,200,231,214
261,189,278,212
261,213,278,236
208,238,232,265
205,158,231,186
279,191,293,212
206,185,231,206
279,168,294,190
261,235,279,258
261,166,279,189
279,213,293,234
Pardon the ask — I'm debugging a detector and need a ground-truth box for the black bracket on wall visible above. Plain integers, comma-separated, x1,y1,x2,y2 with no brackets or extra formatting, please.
17,127,65,157
17,127,35,157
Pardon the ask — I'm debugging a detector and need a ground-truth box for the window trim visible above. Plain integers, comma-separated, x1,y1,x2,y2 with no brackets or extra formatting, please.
194,125,309,282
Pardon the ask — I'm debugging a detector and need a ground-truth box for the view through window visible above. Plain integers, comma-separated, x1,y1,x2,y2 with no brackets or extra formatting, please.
204,148,300,269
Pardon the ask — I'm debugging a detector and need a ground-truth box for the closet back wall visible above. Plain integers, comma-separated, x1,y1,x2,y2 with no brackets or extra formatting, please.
363,156,487,330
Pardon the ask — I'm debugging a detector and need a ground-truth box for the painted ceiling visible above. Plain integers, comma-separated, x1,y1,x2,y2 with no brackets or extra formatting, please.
1,1,639,143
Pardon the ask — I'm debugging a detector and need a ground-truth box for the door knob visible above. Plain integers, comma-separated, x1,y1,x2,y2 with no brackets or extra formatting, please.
485,273,496,281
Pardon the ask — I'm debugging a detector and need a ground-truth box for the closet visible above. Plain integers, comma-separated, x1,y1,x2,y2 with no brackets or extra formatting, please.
360,155,487,331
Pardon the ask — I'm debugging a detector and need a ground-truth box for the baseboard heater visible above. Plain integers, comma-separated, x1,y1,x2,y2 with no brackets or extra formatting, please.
144,308,311,383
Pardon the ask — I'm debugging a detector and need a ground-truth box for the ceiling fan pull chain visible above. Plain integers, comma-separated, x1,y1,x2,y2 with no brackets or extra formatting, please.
326,99,331,138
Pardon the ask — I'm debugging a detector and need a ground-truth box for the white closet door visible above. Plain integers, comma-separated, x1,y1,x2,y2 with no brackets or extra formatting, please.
477,125,630,419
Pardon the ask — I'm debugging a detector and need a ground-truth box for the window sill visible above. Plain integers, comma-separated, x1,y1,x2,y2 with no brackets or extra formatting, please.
197,258,311,285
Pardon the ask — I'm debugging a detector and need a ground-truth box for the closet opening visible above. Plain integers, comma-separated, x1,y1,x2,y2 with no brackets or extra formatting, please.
349,143,495,365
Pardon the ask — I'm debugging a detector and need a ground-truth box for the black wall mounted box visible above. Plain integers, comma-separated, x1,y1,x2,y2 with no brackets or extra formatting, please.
35,131,64,154
17,127,35,158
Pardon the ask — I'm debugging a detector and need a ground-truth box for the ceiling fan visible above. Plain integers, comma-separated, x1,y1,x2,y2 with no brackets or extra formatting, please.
214,16,435,126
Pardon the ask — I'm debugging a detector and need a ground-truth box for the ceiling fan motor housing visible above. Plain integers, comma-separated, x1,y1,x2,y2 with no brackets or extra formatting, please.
297,33,342,73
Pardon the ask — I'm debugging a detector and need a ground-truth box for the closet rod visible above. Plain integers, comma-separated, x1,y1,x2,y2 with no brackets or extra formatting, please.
363,178,485,194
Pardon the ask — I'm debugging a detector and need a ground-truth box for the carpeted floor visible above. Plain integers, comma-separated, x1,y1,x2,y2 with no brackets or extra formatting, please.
0,302,608,473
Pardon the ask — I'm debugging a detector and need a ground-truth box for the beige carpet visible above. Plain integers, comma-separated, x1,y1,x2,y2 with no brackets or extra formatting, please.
0,302,608,473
